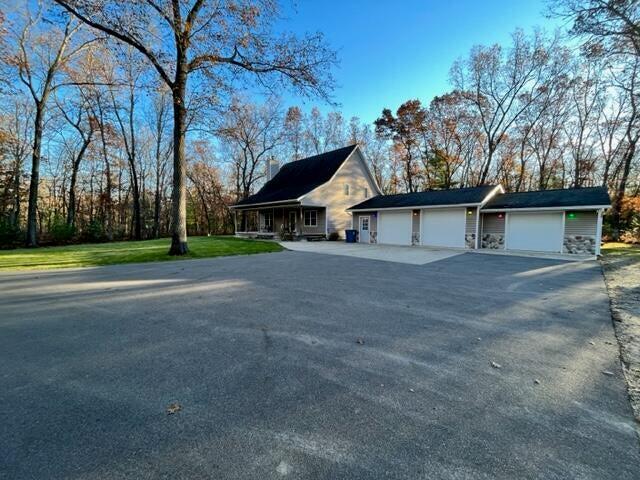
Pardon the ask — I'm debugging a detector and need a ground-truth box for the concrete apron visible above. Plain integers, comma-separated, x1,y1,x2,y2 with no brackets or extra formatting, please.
278,241,464,265
280,240,595,263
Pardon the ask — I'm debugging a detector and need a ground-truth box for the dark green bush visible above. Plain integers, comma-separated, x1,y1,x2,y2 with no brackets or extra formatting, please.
49,216,76,245
0,217,22,249
328,231,340,241
82,219,105,243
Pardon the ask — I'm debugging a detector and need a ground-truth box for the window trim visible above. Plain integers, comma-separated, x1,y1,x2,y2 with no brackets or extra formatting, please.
304,209,318,227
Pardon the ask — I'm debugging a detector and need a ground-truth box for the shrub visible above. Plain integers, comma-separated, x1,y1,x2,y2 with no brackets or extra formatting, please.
49,216,76,245
82,219,105,243
328,231,340,241
0,217,22,249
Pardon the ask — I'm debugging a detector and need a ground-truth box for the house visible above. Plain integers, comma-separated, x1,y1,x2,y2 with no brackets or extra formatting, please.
231,145,611,256
230,144,382,239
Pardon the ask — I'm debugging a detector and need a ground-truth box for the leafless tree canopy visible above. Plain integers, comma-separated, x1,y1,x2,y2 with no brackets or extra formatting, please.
0,0,639,248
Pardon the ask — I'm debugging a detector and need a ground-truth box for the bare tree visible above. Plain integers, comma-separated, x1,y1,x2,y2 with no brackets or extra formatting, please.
55,0,336,255
6,7,84,245
218,98,285,201
551,0,640,56
451,30,555,184
148,83,172,239
56,92,95,228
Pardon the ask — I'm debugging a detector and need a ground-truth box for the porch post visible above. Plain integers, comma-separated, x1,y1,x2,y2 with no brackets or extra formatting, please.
300,206,303,237
475,206,480,249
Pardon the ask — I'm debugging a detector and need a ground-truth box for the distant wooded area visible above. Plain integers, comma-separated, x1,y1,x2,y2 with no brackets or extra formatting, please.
0,0,638,250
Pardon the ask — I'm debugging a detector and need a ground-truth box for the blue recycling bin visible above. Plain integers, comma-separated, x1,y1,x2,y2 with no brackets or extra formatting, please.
345,229,358,243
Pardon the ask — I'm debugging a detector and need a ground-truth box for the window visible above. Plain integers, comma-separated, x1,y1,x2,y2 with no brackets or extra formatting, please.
364,187,369,198
263,211,273,232
344,184,350,196
304,210,317,227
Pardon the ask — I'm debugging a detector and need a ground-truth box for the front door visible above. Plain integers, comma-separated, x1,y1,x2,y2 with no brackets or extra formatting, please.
288,211,297,232
359,216,370,243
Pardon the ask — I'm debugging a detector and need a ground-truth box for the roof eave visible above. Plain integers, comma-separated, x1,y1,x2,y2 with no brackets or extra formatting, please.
481,204,611,212
347,202,483,212
229,199,301,209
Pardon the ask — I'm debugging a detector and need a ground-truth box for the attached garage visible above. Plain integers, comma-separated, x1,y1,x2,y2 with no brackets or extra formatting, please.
506,212,564,253
378,211,412,245
421,208,466,248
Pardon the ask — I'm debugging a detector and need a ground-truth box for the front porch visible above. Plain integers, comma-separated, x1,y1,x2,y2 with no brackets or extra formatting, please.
233,204,327,240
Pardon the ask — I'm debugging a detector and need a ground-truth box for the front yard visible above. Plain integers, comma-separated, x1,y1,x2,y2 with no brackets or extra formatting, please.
601,242,640,423
0,235,282,271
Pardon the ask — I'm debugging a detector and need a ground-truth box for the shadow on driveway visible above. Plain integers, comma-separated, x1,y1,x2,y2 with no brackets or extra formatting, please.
0,251,638,479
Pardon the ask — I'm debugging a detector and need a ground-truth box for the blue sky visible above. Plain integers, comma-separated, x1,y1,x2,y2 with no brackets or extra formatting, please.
277,0,564,123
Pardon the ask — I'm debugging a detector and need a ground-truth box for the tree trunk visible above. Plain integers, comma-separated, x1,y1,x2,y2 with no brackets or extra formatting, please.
66,137,91,228
153,175,162,238
67,168,78,228
25,102,44,247
168,75,188,255
131,174,142,240
611,140,637,240
98,109,113,241
12,161,21,227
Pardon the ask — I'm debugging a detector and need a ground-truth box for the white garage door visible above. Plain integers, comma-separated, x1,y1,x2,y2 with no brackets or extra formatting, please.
378,211,412,246
506,213,563,252
421,208,466,248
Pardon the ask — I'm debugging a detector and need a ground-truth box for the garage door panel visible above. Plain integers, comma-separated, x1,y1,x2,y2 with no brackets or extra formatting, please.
378,211,412,245
506,213,563,252
421,208,466,248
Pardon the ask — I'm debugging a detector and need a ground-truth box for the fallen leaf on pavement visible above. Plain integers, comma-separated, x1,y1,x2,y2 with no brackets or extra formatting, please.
166,402,182,415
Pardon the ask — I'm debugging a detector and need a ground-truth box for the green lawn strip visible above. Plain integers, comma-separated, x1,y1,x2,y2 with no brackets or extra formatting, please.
0,236,282,271
601,242,640,260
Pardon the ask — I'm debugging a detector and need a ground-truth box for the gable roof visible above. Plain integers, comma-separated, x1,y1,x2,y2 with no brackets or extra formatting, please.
232,144,358,207
347,185,499,211
483,186,611,210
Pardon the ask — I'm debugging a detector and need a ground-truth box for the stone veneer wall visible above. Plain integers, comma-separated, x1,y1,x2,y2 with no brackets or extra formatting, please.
465,233,476,248
482,233,504,249
563,235,596,255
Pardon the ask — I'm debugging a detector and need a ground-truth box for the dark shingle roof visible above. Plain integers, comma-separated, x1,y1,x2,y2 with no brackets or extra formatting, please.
483,186,611,210
233,145,358,207
347,185,499,210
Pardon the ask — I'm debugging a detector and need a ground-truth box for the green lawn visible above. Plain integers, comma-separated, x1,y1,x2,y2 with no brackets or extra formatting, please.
602,242,640,260
0,236,283,271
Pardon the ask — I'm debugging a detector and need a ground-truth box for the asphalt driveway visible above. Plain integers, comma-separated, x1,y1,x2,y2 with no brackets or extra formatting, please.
1,251,638,479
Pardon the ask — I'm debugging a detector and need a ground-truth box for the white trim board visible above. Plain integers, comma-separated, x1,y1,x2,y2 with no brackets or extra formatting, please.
349,202,483,213
482,205,611,213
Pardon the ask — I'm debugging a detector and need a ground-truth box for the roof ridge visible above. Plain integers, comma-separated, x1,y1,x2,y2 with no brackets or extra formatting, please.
498,186,606,195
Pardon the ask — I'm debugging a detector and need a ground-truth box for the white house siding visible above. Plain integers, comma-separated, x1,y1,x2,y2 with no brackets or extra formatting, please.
352,212,378,243
302,149,379,238
481,213,505,249
563,210,598,254
465,208,477,248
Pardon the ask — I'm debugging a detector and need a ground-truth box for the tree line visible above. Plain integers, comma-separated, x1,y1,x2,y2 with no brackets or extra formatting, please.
0,0,638,249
